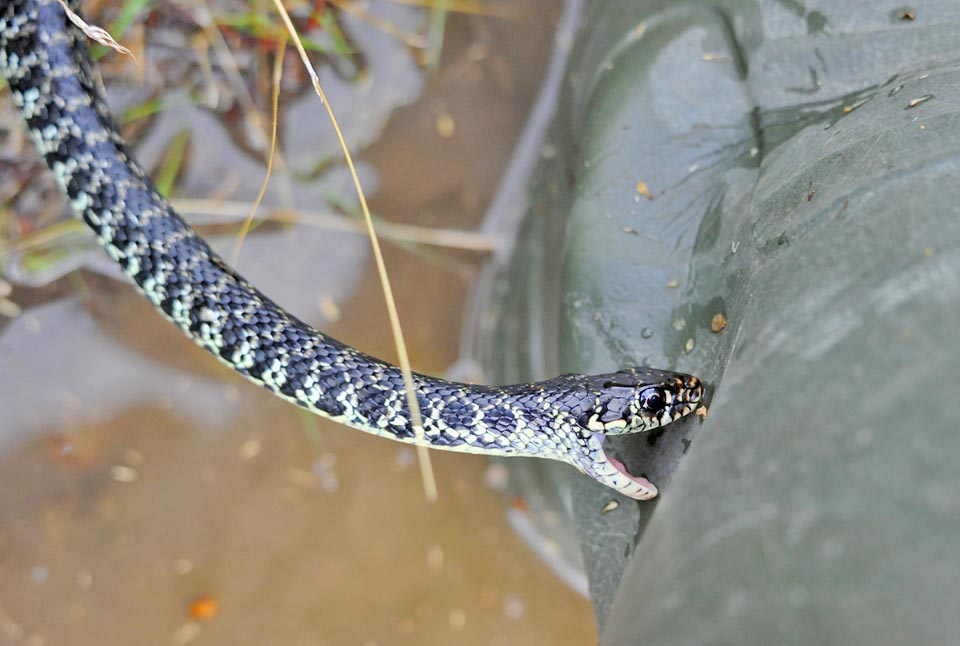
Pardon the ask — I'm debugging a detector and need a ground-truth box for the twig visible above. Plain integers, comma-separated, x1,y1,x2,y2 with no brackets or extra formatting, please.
270,0,438,502
229,37,286,265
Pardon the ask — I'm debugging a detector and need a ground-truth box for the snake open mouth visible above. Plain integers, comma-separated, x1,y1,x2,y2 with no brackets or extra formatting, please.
607,455,657,491
591,432,658,491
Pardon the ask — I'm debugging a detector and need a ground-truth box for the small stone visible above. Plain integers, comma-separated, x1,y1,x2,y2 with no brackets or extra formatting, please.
482,463,509,491
711,313,727,332
436,113,456,138
110,465,138,483
238,438,261,460
188,596,218,621
172,621,202,645
173,559,194,575
503,595,526,620
449,608,467,630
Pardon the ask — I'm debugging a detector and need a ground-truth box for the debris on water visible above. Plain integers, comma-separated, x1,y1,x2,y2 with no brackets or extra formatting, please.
436,113,456,138
427,543,444,573
906,94,932,108
888,84,904,97
483,463,509,491
318,295,341,322
238,438,262,460
731,240,740,254
666,280,680,288
684,338,695,353
0,279,20,318
842,98,869,114
700,52,732,63
110,465,138,483
543,537,562,557
24,315,42,334
711,313,727,332
635,181,653,200
392,447,416,471
672,317,686,331
600,499,619,514
173,559,194,575
449,608,467,630
504,595,526,620
189,595,218,621
172,621,202,645
0,298,21,318
29,565,49,584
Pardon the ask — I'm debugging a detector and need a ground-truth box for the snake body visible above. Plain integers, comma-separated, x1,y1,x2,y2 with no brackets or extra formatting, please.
0,0,703,500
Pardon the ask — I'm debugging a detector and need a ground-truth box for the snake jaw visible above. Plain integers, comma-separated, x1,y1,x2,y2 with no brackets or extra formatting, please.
568,367,704,499
577,432,660,500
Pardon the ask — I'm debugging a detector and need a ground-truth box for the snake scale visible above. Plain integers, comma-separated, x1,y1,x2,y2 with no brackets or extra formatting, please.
0,0,703,500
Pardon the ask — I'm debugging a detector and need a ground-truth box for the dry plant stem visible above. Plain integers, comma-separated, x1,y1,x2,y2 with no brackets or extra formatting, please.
172,198,504,251
328,0,427,49
387,0,518,19
229,37,286,265
54,0,136,59
190,0,267,149
270,0,438,502
190,0,296,207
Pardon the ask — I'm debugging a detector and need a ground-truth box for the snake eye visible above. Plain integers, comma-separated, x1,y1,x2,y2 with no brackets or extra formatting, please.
639,387,666,414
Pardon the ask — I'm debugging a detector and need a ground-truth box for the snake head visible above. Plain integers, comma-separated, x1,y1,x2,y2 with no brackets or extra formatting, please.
577,367,703,435
563,367,703,500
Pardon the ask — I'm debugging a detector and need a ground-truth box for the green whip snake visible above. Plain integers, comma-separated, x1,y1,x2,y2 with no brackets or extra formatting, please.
0,0,703,500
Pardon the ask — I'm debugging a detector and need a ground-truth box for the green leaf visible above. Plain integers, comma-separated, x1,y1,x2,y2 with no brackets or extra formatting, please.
153,130,190,198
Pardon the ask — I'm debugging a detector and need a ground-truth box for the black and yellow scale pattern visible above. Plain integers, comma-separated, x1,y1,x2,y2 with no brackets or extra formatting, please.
0,0,703,499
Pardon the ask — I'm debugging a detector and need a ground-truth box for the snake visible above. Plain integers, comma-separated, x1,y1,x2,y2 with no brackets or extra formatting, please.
0,0,703,500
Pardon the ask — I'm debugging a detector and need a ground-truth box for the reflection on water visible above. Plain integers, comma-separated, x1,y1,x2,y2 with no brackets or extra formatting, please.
0,1,597,644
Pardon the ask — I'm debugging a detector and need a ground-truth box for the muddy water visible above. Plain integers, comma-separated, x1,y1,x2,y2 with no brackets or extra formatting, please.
0,3,597,645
